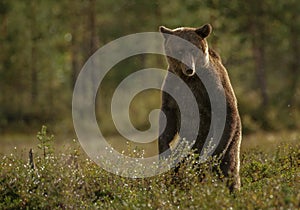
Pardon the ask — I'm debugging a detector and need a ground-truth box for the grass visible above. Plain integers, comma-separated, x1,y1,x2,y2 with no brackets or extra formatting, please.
0,126,299,209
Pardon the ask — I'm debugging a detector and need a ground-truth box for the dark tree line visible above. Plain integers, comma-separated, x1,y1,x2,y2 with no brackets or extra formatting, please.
0,0,299,133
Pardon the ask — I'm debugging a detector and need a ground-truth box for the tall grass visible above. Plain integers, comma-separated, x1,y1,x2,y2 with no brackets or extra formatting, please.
0,126,299,209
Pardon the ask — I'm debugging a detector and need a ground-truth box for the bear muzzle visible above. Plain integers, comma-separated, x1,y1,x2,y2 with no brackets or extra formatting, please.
181,55,196,76
183,68,195,76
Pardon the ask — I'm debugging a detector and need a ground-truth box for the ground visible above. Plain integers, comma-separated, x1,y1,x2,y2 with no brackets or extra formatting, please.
0,129,299,209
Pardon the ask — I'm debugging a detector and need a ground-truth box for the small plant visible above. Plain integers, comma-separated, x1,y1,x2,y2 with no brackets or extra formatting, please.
37,125,54,159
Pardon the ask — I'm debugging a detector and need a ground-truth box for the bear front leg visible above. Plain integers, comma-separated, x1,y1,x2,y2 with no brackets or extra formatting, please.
220,127,242,192
158,106,178,160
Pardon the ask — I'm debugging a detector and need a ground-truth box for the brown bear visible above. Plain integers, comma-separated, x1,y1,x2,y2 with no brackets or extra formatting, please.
158,24,242,192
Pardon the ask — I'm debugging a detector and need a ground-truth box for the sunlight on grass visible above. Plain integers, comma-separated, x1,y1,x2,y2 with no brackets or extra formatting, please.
0,127,299,209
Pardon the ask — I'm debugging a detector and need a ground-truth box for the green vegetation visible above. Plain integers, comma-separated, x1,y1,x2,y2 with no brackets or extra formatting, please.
0,127,299,209
0,1,299,209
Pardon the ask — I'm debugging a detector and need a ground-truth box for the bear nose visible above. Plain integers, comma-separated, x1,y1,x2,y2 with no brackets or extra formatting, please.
185,68,194,76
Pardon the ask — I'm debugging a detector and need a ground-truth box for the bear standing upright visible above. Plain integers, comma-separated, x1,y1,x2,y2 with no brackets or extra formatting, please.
158,24,242,192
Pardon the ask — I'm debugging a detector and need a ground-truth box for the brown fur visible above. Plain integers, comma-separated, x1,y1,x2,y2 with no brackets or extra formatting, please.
158,24,242,192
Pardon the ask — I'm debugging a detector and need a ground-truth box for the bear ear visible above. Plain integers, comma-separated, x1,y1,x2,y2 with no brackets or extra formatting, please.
159,26,173,38
195,24,212,38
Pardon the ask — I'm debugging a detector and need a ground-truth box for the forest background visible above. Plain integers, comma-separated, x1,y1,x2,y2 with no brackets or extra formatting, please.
0,0,299,143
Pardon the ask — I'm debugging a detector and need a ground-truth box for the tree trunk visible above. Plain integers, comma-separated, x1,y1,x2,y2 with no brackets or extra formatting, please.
250,17,268,108
87,0,98,90
71,32,80,88
30,2,38,105
70,2,81,89
0,11,8,108
88,0,98,56
288,14,300,105
252,38,268,107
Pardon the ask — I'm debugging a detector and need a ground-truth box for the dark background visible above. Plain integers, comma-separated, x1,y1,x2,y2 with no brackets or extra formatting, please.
0,0,299,137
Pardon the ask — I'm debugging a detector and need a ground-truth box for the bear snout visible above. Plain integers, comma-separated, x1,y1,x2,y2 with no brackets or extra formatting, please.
181,63,196,76
181,54,196,76
184,68,195,76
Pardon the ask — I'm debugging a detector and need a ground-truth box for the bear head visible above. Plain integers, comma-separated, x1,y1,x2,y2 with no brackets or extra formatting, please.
159,24,212,77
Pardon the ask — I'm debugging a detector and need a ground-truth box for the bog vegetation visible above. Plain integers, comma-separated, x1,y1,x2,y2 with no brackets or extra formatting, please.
0,126,299,209
1,1,299,209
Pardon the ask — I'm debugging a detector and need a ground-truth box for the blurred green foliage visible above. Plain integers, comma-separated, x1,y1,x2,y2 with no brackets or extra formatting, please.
0,0,299,134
